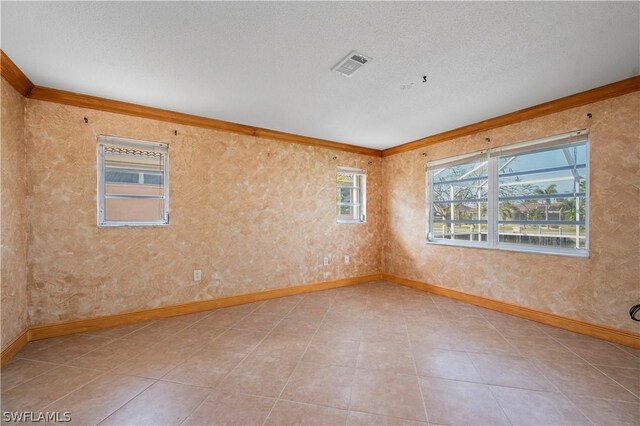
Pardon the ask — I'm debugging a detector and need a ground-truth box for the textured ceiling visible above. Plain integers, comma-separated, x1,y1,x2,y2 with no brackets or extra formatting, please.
1,2,638,149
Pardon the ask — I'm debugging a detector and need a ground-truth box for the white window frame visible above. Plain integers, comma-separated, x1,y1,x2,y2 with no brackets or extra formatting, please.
337,167,367,224
97,135,170,227
426,130,589,257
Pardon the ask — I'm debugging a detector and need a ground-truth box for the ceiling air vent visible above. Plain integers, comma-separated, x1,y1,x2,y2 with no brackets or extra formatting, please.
332,51,372,77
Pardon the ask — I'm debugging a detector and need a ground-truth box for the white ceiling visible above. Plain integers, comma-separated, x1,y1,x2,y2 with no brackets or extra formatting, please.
1,2,638,149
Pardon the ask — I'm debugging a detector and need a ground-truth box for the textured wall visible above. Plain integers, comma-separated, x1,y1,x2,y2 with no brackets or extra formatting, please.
24,99,382,326
383,92,640,332
1,79,29,348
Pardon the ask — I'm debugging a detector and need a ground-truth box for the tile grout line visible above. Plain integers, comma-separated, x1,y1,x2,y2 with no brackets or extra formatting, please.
400,289,431,425
343,283,371,424
90,306,255,425
32,311,223,425
261,287,343,426
0,359,62,394
6,281,637,425
544,331,640,402
178,296,304,426
429,293,516,426
155,308,256,382
480,310,597,426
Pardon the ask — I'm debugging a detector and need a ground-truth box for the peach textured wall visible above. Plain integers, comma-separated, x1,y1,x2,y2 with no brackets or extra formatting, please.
0,79,29,348
24,99,382,326
382,92,640,332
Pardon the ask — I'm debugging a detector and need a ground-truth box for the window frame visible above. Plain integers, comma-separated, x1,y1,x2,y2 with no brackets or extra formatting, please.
426,130,590,257
336,167,367,224
97,135,170,227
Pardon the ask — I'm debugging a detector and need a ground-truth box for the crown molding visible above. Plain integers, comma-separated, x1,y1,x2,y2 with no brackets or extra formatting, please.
2,50,638,158
0,50,34,97
27,86,383,156
1,50,381,157
382,76,640,157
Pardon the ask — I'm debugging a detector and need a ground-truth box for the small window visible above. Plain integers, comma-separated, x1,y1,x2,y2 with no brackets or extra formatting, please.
337,167,366,223
97,136,169,227
427,130,589,256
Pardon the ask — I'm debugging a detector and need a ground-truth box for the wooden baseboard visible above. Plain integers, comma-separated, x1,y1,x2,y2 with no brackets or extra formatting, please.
1,329,29,367
6,271,637,366
382,274,640,349
28,274,382,342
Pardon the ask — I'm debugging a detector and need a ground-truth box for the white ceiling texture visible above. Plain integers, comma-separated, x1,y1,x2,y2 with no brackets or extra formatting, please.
1,2,638,149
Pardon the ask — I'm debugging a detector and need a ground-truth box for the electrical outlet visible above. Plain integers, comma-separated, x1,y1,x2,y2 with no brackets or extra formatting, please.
193,270,202,281
344,255,350,264
323,256,329,266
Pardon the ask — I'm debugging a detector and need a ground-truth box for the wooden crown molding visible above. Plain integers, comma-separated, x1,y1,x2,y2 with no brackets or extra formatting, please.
0,50,34,97
382,274,640,349
0,50,380,157
3,50,638,157
382,75,640,157
27,86,382,157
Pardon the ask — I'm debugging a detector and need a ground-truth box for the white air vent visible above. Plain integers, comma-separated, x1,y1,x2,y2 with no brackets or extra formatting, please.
332,51,371,77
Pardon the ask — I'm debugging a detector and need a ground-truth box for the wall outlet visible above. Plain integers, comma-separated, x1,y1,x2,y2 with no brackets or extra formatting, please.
323,256,329,266
193,270,202,281
344,255,350,264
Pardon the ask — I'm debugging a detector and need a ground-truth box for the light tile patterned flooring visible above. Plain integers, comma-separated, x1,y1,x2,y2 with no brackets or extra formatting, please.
1,281,639,425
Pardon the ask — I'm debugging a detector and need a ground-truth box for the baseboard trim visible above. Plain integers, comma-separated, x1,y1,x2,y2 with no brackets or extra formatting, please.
382,274,640,349
28,274,382,342
6,272,637,365
1,329,29,367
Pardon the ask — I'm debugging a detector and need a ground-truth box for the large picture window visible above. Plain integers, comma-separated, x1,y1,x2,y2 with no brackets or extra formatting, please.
97,135,169,227
427,131,589,256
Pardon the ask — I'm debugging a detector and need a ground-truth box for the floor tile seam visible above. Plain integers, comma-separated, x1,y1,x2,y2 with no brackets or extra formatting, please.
0,363,107,399
0,359,68,394
73,373,157,426
461,317,536,426
401,304,431,425
30,369,114,418
276,394,351,412
17,334,117,367
486,320,598,426
154,309,260,385
546,334,640,401
177,292,309,426
260,292,340,426
344,288,374,416
347,407,431,425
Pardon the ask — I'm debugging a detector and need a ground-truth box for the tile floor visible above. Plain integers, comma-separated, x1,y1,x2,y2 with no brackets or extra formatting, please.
1,281,638,425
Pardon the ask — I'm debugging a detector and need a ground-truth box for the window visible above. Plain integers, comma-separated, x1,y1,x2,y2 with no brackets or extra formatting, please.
337,167,366,223
427,131,589,256
97,135,169,226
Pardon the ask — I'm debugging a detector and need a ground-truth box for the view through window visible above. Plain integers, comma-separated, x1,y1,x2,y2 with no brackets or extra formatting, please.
427,131,588,256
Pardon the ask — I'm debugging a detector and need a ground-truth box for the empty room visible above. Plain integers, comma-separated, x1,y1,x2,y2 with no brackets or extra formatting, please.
1,1,639,425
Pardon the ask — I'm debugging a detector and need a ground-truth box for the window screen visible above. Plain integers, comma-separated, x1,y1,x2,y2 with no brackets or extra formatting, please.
97,136,169,226
428,154,489,243
427,130,589,256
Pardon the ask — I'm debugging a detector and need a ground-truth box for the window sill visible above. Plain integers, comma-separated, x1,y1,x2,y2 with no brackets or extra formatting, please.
337,219,366,224
425,239,589,258
98,222,169,228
